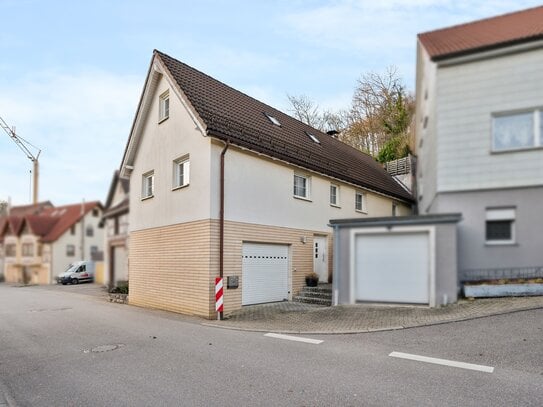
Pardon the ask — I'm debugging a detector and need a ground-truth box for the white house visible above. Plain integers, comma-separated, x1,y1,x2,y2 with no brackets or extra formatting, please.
120,50,414,318
415,6,543,283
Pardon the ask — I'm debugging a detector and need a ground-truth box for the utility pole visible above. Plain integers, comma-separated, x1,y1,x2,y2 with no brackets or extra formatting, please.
1,116,41,204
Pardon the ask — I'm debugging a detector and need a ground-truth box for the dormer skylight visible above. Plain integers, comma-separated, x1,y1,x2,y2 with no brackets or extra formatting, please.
305,131,320,144
264,113,281,126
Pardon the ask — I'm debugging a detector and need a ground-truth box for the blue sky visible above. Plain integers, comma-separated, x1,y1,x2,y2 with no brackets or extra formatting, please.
1,0,541,206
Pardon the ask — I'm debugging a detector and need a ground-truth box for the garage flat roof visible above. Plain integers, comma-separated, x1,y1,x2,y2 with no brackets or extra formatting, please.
329,213,462,228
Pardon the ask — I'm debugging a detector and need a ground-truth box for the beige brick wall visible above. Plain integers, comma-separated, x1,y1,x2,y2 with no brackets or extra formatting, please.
129,219,333,319
129,219,215,318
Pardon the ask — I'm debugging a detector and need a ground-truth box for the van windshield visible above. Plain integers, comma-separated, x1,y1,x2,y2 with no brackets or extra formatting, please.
65,264,79,273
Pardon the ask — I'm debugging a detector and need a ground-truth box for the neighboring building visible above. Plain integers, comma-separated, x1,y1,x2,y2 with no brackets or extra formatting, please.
102,170,129,287
416,6,543,282
120,50,414,318
0,201,103,284
0,201,54,281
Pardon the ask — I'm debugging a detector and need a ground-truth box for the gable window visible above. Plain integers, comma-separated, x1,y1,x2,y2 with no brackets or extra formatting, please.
486,208,515,244
330,184,339,206
86,225,94,237
142,171,154,199
66,244,75,256
173,155,190,189
5,244,16,257
22,243,34,257
492,109,542,151
293,174,310,199
159,90,170,122
355,191,367,213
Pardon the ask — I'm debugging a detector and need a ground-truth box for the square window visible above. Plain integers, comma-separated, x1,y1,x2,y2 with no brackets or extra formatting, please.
173,156,190,189
486,208,515,244
5,244,16,257
293,174,310,199
330,184,339,206
22,243,34,257
142,171,154,199
159,90,170,122
66,244,75,256
492,111,536,151
355,191,366,212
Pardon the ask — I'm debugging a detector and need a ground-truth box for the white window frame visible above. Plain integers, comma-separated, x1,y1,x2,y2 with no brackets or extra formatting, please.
141,171,154,200
293,173,310,200
173,155,190,190
330,184,340,207
355,191,367,213
492,108,542,152
485,208,516,245
159,90,170,122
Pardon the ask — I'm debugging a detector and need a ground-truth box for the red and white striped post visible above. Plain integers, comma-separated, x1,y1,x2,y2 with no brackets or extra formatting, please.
215,277,224,320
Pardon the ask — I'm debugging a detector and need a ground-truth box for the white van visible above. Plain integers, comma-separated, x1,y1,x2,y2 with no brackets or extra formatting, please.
57,261,95,285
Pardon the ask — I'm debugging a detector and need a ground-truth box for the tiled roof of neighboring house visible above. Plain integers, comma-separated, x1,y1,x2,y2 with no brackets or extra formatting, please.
7,201,53,217
418,6,543,61
153,50,413,202
0,201,102,243
39,202,102,242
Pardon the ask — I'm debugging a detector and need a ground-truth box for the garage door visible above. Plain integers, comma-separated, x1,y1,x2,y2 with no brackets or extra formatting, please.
355,233,429,304
242,243,289,306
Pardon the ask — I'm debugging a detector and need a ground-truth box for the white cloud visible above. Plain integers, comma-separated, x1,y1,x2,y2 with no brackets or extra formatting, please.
0,70,142,206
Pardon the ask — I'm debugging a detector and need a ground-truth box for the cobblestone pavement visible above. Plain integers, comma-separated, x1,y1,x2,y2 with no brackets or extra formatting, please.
205,296,543,334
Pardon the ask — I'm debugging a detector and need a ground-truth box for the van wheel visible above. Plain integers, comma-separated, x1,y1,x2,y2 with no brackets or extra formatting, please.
71,278,79,285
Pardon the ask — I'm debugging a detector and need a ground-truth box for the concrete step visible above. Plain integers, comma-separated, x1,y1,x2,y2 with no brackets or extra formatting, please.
292,296,332,306
296,290,332,300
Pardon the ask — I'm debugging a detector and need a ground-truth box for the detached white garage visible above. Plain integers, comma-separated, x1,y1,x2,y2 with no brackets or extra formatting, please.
355,233,430,304
331,214,461,308
242,242,289,305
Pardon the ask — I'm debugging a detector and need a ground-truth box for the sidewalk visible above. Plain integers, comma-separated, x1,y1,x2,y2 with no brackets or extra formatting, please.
205,296,543,334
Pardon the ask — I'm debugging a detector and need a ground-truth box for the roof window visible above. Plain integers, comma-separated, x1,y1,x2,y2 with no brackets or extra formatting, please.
264,113,281,126
305,131,320,144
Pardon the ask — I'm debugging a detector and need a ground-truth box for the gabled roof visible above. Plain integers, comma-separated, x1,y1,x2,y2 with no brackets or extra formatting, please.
419,6,543,61
104,170,129,210
39,202,102,242
0,201,102,243
123,51,413,202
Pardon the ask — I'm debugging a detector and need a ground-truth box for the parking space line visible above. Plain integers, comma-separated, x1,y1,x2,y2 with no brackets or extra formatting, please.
389,351,494,373
264,333,323,344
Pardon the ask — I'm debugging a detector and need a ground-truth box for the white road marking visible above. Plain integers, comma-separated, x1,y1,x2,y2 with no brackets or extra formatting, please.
264,333,323,345
389,351,494,373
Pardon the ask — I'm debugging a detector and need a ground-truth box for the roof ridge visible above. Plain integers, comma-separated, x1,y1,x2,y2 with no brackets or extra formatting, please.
418,5,543,38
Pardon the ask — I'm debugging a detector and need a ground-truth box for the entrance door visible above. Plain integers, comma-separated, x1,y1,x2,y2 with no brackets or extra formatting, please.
313,236,328,283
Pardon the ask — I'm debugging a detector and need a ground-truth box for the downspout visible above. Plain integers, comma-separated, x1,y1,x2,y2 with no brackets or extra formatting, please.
331,224,340,306
219,140,229,320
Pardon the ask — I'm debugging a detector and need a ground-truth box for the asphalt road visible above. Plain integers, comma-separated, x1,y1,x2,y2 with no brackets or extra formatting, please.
1,284,542,407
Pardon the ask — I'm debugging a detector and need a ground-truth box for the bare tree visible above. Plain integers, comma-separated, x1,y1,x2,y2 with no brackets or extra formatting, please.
286,67,414,162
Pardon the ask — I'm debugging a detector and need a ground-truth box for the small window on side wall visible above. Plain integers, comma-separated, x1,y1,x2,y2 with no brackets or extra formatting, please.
330,184,339,206
142,171,154,199
355,191,367,213
159,90,170,122
173,155,190,189
486,208,515,244
293,174,310,199
66,244,75,256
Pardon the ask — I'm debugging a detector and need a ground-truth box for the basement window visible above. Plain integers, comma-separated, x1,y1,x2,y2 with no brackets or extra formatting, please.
486,208,515,245
264,113,281,126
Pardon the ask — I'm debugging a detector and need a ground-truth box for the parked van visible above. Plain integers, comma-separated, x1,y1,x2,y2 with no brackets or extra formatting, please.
57,261,95,285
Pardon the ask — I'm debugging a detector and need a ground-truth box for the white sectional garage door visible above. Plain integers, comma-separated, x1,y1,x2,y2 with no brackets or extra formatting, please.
355,233,429,304
242,243,289,306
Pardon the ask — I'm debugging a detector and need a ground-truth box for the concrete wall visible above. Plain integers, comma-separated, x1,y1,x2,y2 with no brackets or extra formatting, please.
434,187,543,280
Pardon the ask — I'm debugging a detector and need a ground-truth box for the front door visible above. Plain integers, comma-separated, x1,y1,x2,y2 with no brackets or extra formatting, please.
313,236,328,283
